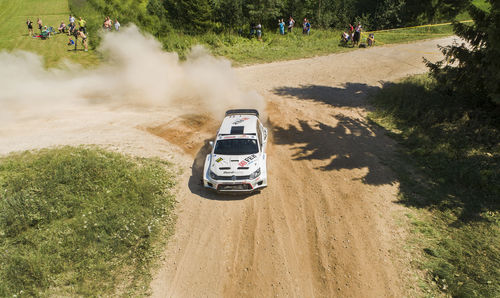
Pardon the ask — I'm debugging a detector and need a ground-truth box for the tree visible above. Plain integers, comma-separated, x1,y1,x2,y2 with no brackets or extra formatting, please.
164,0,214,33
427,0,500,105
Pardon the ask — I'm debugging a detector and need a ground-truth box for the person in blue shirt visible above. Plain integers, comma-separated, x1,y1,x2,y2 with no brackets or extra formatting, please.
278,19,285,35
303,18,311,35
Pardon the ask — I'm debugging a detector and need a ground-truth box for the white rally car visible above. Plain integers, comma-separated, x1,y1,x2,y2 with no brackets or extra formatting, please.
203,109,268,193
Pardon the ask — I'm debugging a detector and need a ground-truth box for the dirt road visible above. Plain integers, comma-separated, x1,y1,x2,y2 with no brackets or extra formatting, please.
0,37,456,297
149,37,456,297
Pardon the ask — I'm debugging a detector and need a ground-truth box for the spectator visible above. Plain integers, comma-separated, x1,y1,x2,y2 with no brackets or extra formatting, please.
78,17,86,34
249,22,256,38
288,16,295,33
67,21,76,36
69,15,75,26
114,19,120,31
78,28,88,52
255,23,262,41
278,19,285,35
303,18,310,35
37,18,43,33
26,19,33,36
348,23,354,44
41,26,50,38
103,16,112,31
341,31,351,45
57,21,66,33
367,33,375,47
353,22,362,46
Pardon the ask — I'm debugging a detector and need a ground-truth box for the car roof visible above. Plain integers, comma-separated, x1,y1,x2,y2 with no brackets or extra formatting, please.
218,114,258,136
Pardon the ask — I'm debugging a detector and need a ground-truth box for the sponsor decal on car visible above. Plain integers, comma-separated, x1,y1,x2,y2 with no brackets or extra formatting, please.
238,154,257,167
216,157,223,163
232,117,249,125
220,135,255,140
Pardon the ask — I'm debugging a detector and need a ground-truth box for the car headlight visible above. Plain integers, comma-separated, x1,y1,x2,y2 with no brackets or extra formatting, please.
249,168,261,179
209,170,218,180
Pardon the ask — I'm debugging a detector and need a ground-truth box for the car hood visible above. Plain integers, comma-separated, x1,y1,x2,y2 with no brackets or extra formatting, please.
210,153,261,176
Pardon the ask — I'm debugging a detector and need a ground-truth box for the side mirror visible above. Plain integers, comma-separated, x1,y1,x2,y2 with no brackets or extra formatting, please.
209,141,214,147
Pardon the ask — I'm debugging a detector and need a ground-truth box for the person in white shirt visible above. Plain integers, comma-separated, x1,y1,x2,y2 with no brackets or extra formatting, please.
114,19,120,31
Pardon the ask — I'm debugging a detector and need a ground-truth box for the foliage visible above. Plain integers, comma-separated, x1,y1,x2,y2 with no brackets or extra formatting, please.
0,147,176,296
157,24,454,65
427,0,500,105
369,74,499,297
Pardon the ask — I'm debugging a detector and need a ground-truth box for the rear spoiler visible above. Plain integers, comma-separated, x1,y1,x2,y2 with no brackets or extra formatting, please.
225,109,259,117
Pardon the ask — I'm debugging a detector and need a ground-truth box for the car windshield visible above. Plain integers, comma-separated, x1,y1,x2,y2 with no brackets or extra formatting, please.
214,139,259,155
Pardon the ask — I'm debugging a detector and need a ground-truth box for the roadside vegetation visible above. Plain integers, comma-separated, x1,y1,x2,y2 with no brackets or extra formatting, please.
0,147,176,296
368,1,499,296
369,74,499,296
67,0,468,65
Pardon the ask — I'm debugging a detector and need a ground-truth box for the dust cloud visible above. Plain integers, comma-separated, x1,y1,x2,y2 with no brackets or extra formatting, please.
0,25,265,124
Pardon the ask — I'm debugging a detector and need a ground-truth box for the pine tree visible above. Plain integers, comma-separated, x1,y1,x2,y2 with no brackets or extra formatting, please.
427,0,500,105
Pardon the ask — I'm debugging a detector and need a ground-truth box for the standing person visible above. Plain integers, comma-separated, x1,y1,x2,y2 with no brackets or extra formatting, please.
69,15,75,26
353,22,362,46
288,16,295,33
303,18,310,35
255,23,262,41
78,17,86,34
78,28,88,52
26,19,33,36
37,18,43,33
348,23,354,43
278,19,285,35
114,19,120,31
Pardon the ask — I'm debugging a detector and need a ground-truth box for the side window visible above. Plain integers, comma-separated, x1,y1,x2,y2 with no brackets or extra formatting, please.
256,122,262,146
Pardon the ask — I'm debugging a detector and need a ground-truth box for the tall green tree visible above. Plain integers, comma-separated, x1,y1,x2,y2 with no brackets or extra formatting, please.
427,0,500,105
164,0,214,33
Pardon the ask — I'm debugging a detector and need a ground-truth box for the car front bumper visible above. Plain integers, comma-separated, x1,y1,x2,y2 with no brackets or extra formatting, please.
203,175,267,193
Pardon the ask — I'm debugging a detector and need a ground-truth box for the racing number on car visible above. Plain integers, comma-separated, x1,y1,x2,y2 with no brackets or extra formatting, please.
238,154,257,167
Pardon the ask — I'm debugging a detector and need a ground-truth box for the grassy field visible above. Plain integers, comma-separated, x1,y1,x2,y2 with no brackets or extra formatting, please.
0,0,99,67
368,75,499,297
0,147,176,296
68,0,460,66
0,0,459,68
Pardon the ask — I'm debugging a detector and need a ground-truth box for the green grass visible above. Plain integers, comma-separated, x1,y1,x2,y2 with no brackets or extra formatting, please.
69,0,458,66
0,146,176,296
0,0,459,68
0,0,100,67
368,74,500,297
154,24,455,66
456,0,491,21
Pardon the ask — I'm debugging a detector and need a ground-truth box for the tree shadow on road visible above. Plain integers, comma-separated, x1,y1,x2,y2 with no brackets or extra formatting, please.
270,82,397,186
272,83,380,108
271,114,397,186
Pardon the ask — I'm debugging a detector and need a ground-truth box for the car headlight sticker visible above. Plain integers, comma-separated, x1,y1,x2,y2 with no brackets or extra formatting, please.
250,168,261,179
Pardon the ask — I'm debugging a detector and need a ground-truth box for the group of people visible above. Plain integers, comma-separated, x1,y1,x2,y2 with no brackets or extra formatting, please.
341,22,373,47
25,14,123,52
26,18,50,37
62,15,88,51
103,16,120,31
277,17,310,35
